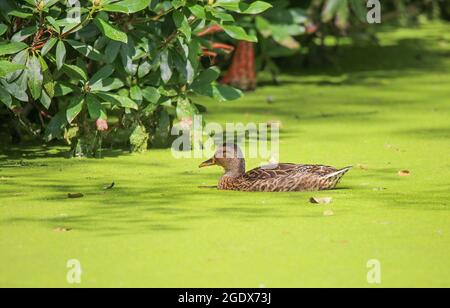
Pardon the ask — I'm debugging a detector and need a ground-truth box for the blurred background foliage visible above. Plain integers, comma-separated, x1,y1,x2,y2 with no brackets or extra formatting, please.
0,0,449,156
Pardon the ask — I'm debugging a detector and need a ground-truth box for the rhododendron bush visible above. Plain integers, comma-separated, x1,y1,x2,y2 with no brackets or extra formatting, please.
0,0,271,156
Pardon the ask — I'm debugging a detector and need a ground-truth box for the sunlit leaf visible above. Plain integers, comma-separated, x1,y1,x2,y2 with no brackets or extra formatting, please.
56,40,66,70
95,17,128,44
66,96,85,123
27,55,43,100
0,42,28,56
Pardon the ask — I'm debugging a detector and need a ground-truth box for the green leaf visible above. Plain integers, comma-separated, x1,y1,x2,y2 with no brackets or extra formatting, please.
8,10,33,19
54,82,75,97
2,70,28,102
190,83,214,98
0,42,28,56
89,65,114,85
0,85,12,108
6,50,28,82
160,49,173,83
209,9,235,22
105,40,121,64
95,17,128,44
222,25,257,42
44,0,60,9
213,0,240,11
0,61,26,78
188,4,206,19
66,40,104,62
103,0,151,14
46,16,61,34
142,87,160,104
27,55,43,100
56,40,66,70
350,0,368,22
45,110,68,141
176,97,197,120
87,94,107,120
90,78,124,92
11,26,37,42
39,56,55,99
173,11,191,41
61,64,88,81
0,24,7,36
214,0,272,14
214,85,243,102
193,67,220,85
40,89,52,109
120,38,138,75
41,38,58,56
138,60,152,78
240,1,273,14
66,96,85,123
130,85,143,104
95,92,138,110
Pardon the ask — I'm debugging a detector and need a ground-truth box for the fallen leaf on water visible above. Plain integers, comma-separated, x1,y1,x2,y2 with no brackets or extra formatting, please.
54,227,72,232
104,182,115,190
357,163,368,170
323,210,335,217
384,143,400,151
373,187,387,191
266,120,282,129
68,193,84,199
398,170,411,177
310,197,333,204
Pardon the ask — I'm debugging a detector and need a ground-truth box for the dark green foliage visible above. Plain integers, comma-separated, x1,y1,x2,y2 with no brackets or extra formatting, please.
0,0,271,156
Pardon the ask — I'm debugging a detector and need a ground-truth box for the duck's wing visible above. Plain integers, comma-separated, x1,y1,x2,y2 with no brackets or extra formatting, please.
243,164,338,181
293,164,340,177
242,164,295,180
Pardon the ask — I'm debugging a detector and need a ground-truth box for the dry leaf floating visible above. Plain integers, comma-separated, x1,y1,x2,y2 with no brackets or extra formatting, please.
323,210,335,217
310,197,333,204
54,227,72,232
68,193,84,199
398,170,411,177
104,182,115,190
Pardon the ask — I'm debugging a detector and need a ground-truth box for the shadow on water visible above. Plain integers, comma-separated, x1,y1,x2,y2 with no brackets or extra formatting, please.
261,37,450,88
0,144,137,162
396,127,450,139
1,157,448,237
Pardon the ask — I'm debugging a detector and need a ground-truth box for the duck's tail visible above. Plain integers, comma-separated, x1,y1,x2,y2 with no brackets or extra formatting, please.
324,166,352,187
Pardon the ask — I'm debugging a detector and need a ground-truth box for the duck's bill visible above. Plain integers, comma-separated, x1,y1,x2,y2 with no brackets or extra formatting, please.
199,158,216,168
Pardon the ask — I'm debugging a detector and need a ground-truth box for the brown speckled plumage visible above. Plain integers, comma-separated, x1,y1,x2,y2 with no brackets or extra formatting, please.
200,144,351,192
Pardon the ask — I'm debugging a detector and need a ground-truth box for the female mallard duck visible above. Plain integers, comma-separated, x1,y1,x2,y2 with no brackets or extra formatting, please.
199,144,352,192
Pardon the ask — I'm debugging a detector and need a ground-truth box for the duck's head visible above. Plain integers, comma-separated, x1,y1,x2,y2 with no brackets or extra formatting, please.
199,143,246,175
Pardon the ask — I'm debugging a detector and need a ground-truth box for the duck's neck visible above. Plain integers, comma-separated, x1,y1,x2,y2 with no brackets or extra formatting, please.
223,159,246,178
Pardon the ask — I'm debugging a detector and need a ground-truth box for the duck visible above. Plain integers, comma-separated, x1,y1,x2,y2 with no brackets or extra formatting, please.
199,144,352,192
